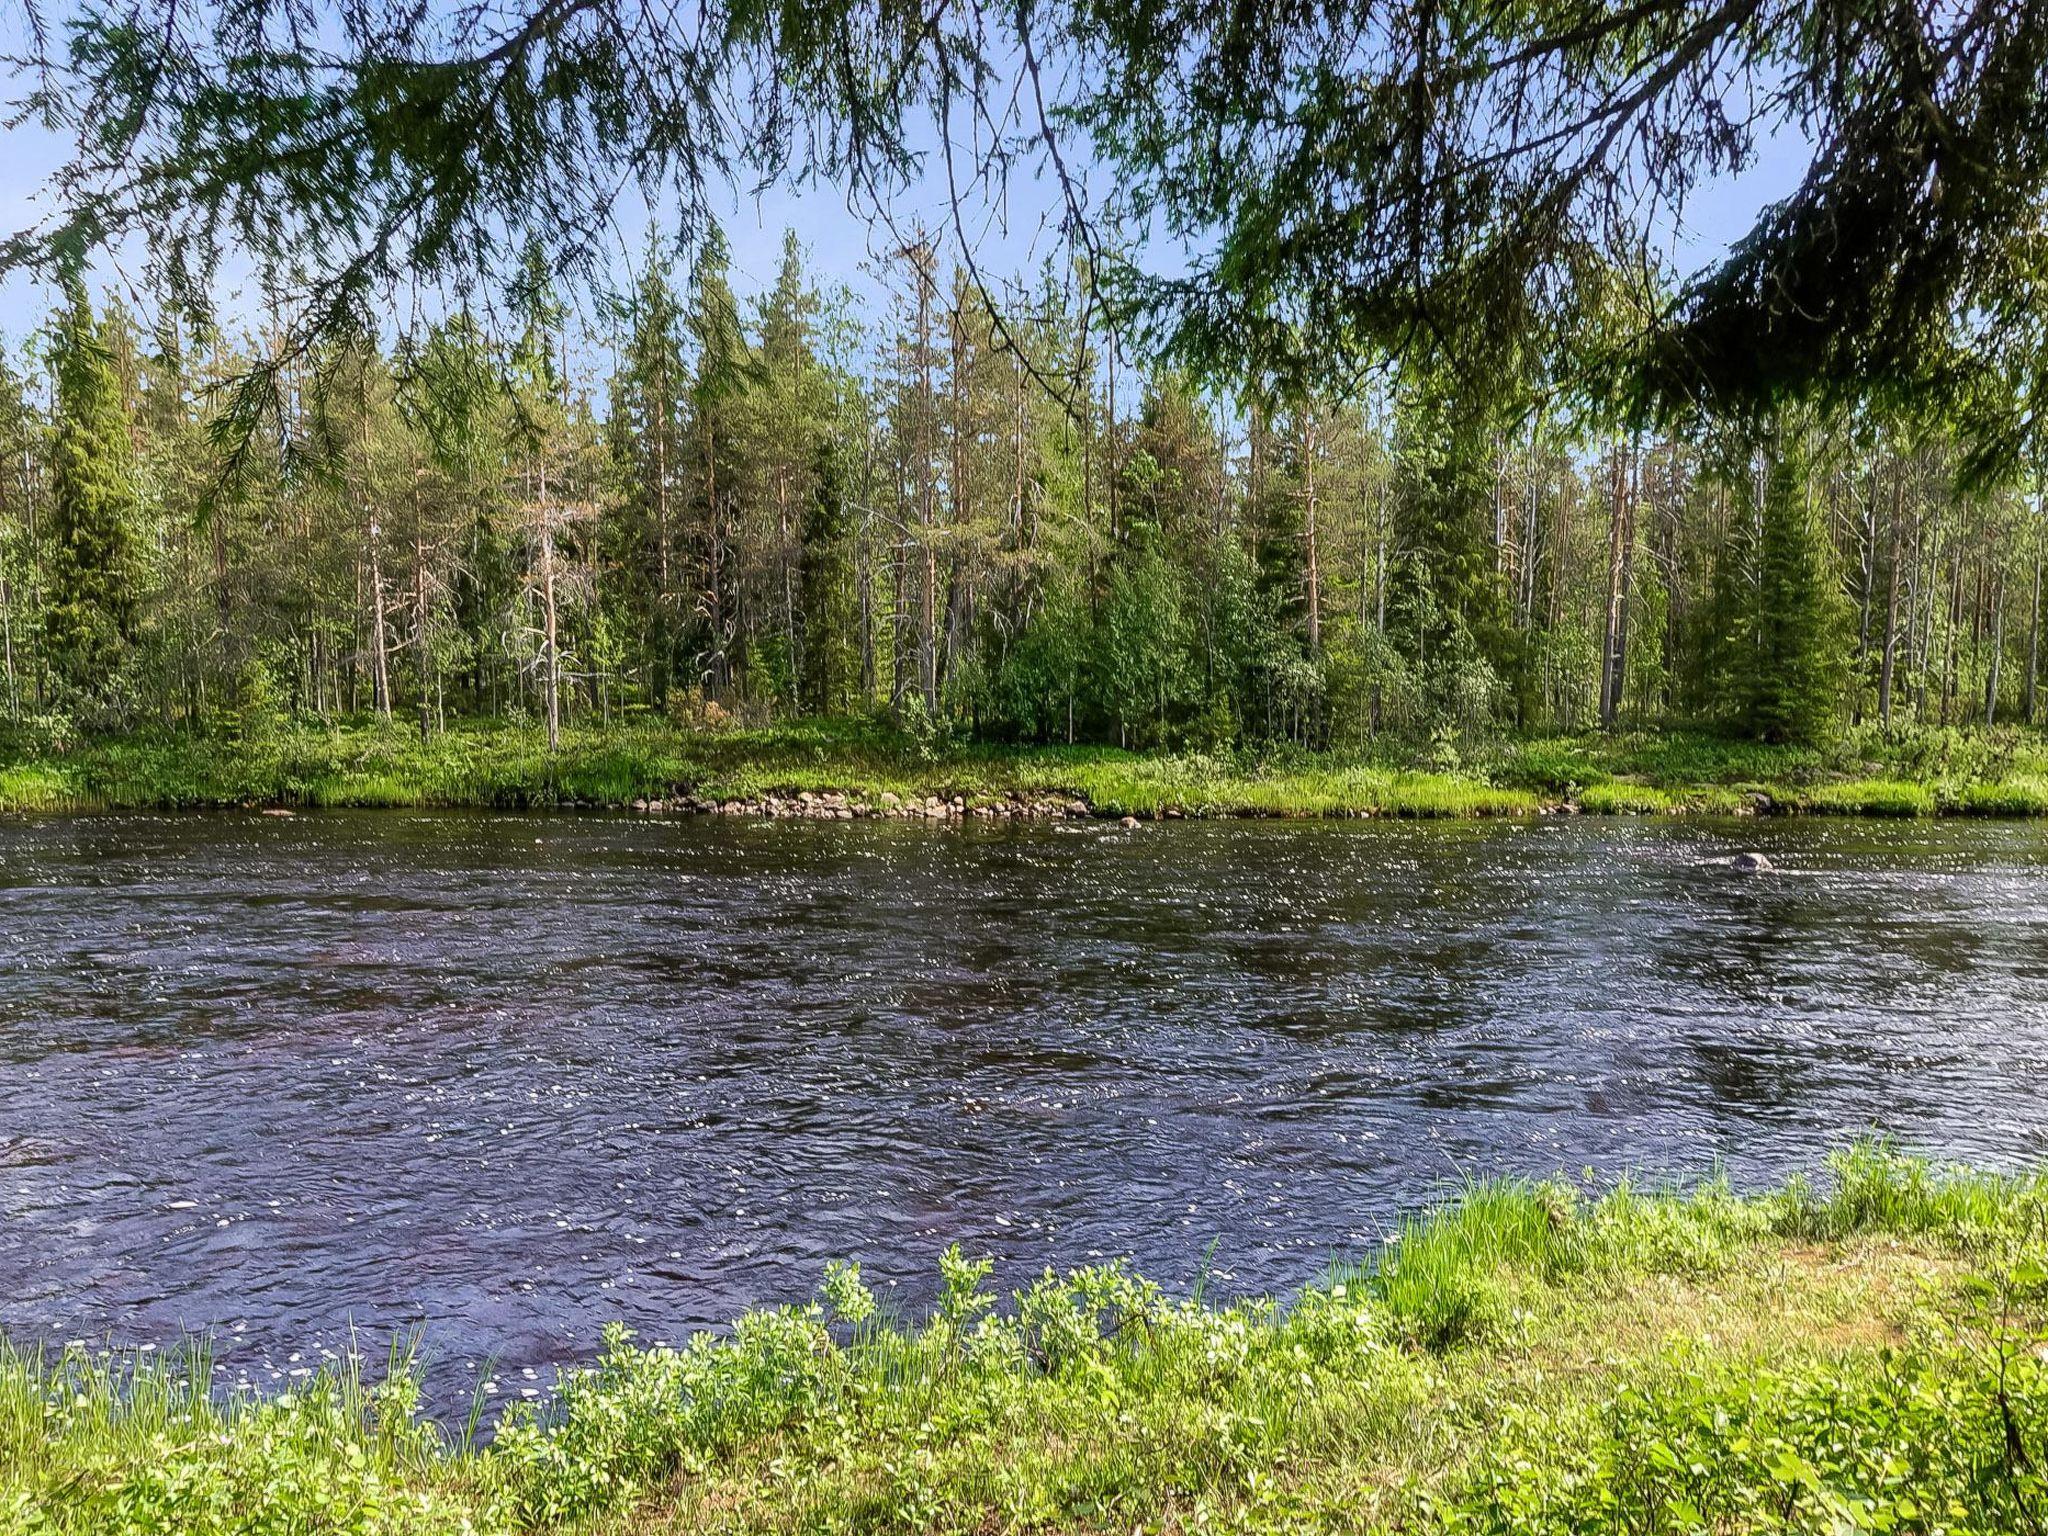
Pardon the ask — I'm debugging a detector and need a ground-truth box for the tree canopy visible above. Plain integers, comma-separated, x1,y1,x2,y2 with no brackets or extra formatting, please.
11,1,2048,456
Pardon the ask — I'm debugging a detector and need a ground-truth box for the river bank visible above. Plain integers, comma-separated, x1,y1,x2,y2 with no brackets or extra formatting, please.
5,719,2048,819
4,1146,2044,1535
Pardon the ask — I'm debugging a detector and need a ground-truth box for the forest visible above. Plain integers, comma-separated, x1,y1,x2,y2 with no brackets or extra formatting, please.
5,233,2044,764
8,6,2048,1536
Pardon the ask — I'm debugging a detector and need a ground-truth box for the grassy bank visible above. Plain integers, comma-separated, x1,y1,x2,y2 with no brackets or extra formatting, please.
6,718,2048,817
5,1145,2047,1534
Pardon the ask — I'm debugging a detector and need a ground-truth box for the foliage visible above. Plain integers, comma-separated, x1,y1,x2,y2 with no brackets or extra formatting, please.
42,281,141,708
27,3,2048,468
0,261,2041,751
5,1147,2047,1534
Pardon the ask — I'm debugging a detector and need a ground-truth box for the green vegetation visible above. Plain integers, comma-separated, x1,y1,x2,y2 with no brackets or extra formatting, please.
6,1145,2046,1534
11,718,2048,819
2,234,2047,771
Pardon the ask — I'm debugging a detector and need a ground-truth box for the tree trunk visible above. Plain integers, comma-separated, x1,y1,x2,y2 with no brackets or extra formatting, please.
0,465,15,719
366,517,391,721
1986,569,2005,728
1878,460,1905,731
1854,465,1878,723
539,475,561,753
914,246,938,714
1301,405,1322,654
2027,528,2043,727
1598,441,1635,729
412,463,433,742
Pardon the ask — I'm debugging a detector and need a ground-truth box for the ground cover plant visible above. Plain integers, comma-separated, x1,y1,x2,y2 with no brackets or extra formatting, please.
4,1144,2045,1534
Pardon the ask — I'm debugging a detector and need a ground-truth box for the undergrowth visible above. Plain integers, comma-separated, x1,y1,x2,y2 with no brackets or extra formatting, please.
4,1144,2046,1534
8,719,2048,818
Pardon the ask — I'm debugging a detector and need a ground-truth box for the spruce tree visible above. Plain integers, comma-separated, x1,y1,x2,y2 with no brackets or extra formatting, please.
752,232,832,702
612,254,689,705
1748,434,1851,745
45,280,141,699
684,230,752,699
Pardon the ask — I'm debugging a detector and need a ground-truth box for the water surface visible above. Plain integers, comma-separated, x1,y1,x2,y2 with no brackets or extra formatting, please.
2,811,2044,1402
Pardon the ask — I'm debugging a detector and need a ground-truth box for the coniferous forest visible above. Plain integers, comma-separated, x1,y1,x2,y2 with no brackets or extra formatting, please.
4,234,2044,761
12,5,2048,1535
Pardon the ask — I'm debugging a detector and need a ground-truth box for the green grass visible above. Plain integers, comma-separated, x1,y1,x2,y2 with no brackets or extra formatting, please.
1576,780,1680,814
7,718,2048,818
5,1145,2047,1535
1797,776,1939,816
1951,772,2048,816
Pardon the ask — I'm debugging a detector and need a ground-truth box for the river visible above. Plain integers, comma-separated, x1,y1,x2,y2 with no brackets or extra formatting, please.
2,810,2045,1405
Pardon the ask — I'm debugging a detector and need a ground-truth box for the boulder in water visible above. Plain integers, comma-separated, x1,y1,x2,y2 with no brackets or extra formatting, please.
1731,851,1774,873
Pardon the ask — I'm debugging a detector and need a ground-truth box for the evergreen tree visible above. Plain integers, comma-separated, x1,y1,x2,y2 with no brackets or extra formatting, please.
612,253,690,705
45,280,142,701
749,233,834,702
1748,433,1852,744
683,229,752,700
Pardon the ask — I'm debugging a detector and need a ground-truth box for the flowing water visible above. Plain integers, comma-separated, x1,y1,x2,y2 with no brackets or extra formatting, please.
3,810,2046,1405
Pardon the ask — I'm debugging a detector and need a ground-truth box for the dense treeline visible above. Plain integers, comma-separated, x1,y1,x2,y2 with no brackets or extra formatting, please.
3,237,2044,752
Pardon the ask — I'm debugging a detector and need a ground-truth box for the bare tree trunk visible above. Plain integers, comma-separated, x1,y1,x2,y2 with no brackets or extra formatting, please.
2027,525,2043,727
913,244,939,715
366,520,392,721
539,471,562,753
944,295,970,695
1942,554,1962,726
1986,568,2005,728
412,461,433,742
1598,441,1635,729
1878,460,1905,731
1854,465,1878,723
1301,404,1322,654
0,466,16,719
654,337,673,706
1105,324,1119,546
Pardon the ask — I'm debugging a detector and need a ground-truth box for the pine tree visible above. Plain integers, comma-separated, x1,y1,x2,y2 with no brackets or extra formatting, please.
45,280,142,700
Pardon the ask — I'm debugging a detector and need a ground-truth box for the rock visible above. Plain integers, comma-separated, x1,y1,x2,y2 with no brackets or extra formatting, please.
1731,851,1774,873
1119,815,1140,829
879,791,901,808
1067,799,1090,817
260,807,294,818
632,798,649,812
